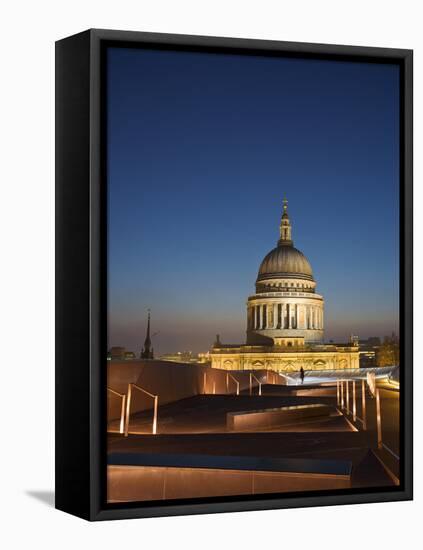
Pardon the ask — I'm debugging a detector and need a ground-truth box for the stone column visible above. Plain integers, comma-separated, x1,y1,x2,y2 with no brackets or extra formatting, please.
288,303,292,329
262,304,267,329
273,303,278,328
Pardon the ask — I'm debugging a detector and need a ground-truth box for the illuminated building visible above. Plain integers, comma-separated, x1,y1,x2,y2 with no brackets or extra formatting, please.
210,199,359,372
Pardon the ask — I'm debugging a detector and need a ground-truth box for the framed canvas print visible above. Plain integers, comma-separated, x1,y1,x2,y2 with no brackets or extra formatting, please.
55,29,413,521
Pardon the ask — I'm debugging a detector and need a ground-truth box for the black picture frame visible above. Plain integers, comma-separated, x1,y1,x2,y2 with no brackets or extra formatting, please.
55,28,413,521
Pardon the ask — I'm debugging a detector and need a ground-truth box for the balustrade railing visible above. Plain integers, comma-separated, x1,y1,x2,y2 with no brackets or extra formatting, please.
107,387,126,434
227,373,240,395
249,372,262,395
124,383,158,436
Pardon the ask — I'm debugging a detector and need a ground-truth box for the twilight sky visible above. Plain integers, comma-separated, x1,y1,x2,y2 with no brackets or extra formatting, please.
107,46,399,355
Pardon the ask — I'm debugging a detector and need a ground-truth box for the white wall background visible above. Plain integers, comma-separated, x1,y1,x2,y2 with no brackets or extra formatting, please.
0,1,420,548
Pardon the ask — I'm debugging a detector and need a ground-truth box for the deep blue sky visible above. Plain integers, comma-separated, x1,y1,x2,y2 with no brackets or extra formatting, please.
107,46,399,355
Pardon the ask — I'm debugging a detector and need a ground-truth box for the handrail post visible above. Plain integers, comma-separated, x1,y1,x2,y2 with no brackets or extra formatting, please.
228,373,239,395
226,372,229,393
361,378,367,430
120,395,126,434
125,382,159,436
203,371,207,394
340,379,344,409
352,380,356,422
124,383,132,437
376,388,382,449
107,388,127,435
152,395,158,435
249,373,252,396
336,379,340,406
346,380,350,414
251,373,262,396
213,381,216,395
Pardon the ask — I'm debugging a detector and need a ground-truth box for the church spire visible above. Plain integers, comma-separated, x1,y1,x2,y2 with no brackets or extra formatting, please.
141,309,154,359
278,197,293,246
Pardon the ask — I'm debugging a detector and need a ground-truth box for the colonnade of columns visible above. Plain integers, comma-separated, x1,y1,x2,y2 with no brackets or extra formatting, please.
248,302,323,331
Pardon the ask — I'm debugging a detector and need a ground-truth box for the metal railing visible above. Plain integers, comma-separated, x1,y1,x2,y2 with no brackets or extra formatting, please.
366,371,377,396
282,366,396,386
124,383,158,436
107,387,126,434
227,372,240,395
337,379,368,430
249,372,262,396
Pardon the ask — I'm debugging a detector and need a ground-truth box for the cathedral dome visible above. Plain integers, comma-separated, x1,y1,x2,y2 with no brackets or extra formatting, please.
257,245,314,282
256,198,314,283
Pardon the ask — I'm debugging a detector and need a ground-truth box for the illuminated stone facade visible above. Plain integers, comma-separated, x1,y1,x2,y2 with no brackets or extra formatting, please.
210,199,359,372
210,343,359,372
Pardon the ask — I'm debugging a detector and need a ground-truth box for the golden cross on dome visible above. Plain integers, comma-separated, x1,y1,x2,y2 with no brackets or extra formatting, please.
283,197,288,210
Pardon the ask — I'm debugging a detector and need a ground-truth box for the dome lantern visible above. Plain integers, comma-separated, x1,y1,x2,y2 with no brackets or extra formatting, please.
256,198,314,284
278,197,293,246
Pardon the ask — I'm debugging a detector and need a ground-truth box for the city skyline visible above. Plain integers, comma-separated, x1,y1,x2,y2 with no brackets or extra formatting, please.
107,47,399,356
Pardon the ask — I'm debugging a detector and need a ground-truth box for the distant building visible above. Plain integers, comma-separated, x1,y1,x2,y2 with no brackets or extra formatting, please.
350,335,360,347
159,351,211,364
108,346,126,360
197,352,211,364
210,199,359,372
364,336,381,347
140,310,154,359
108,347,136,361
359,349,376,368
160,351,197,363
